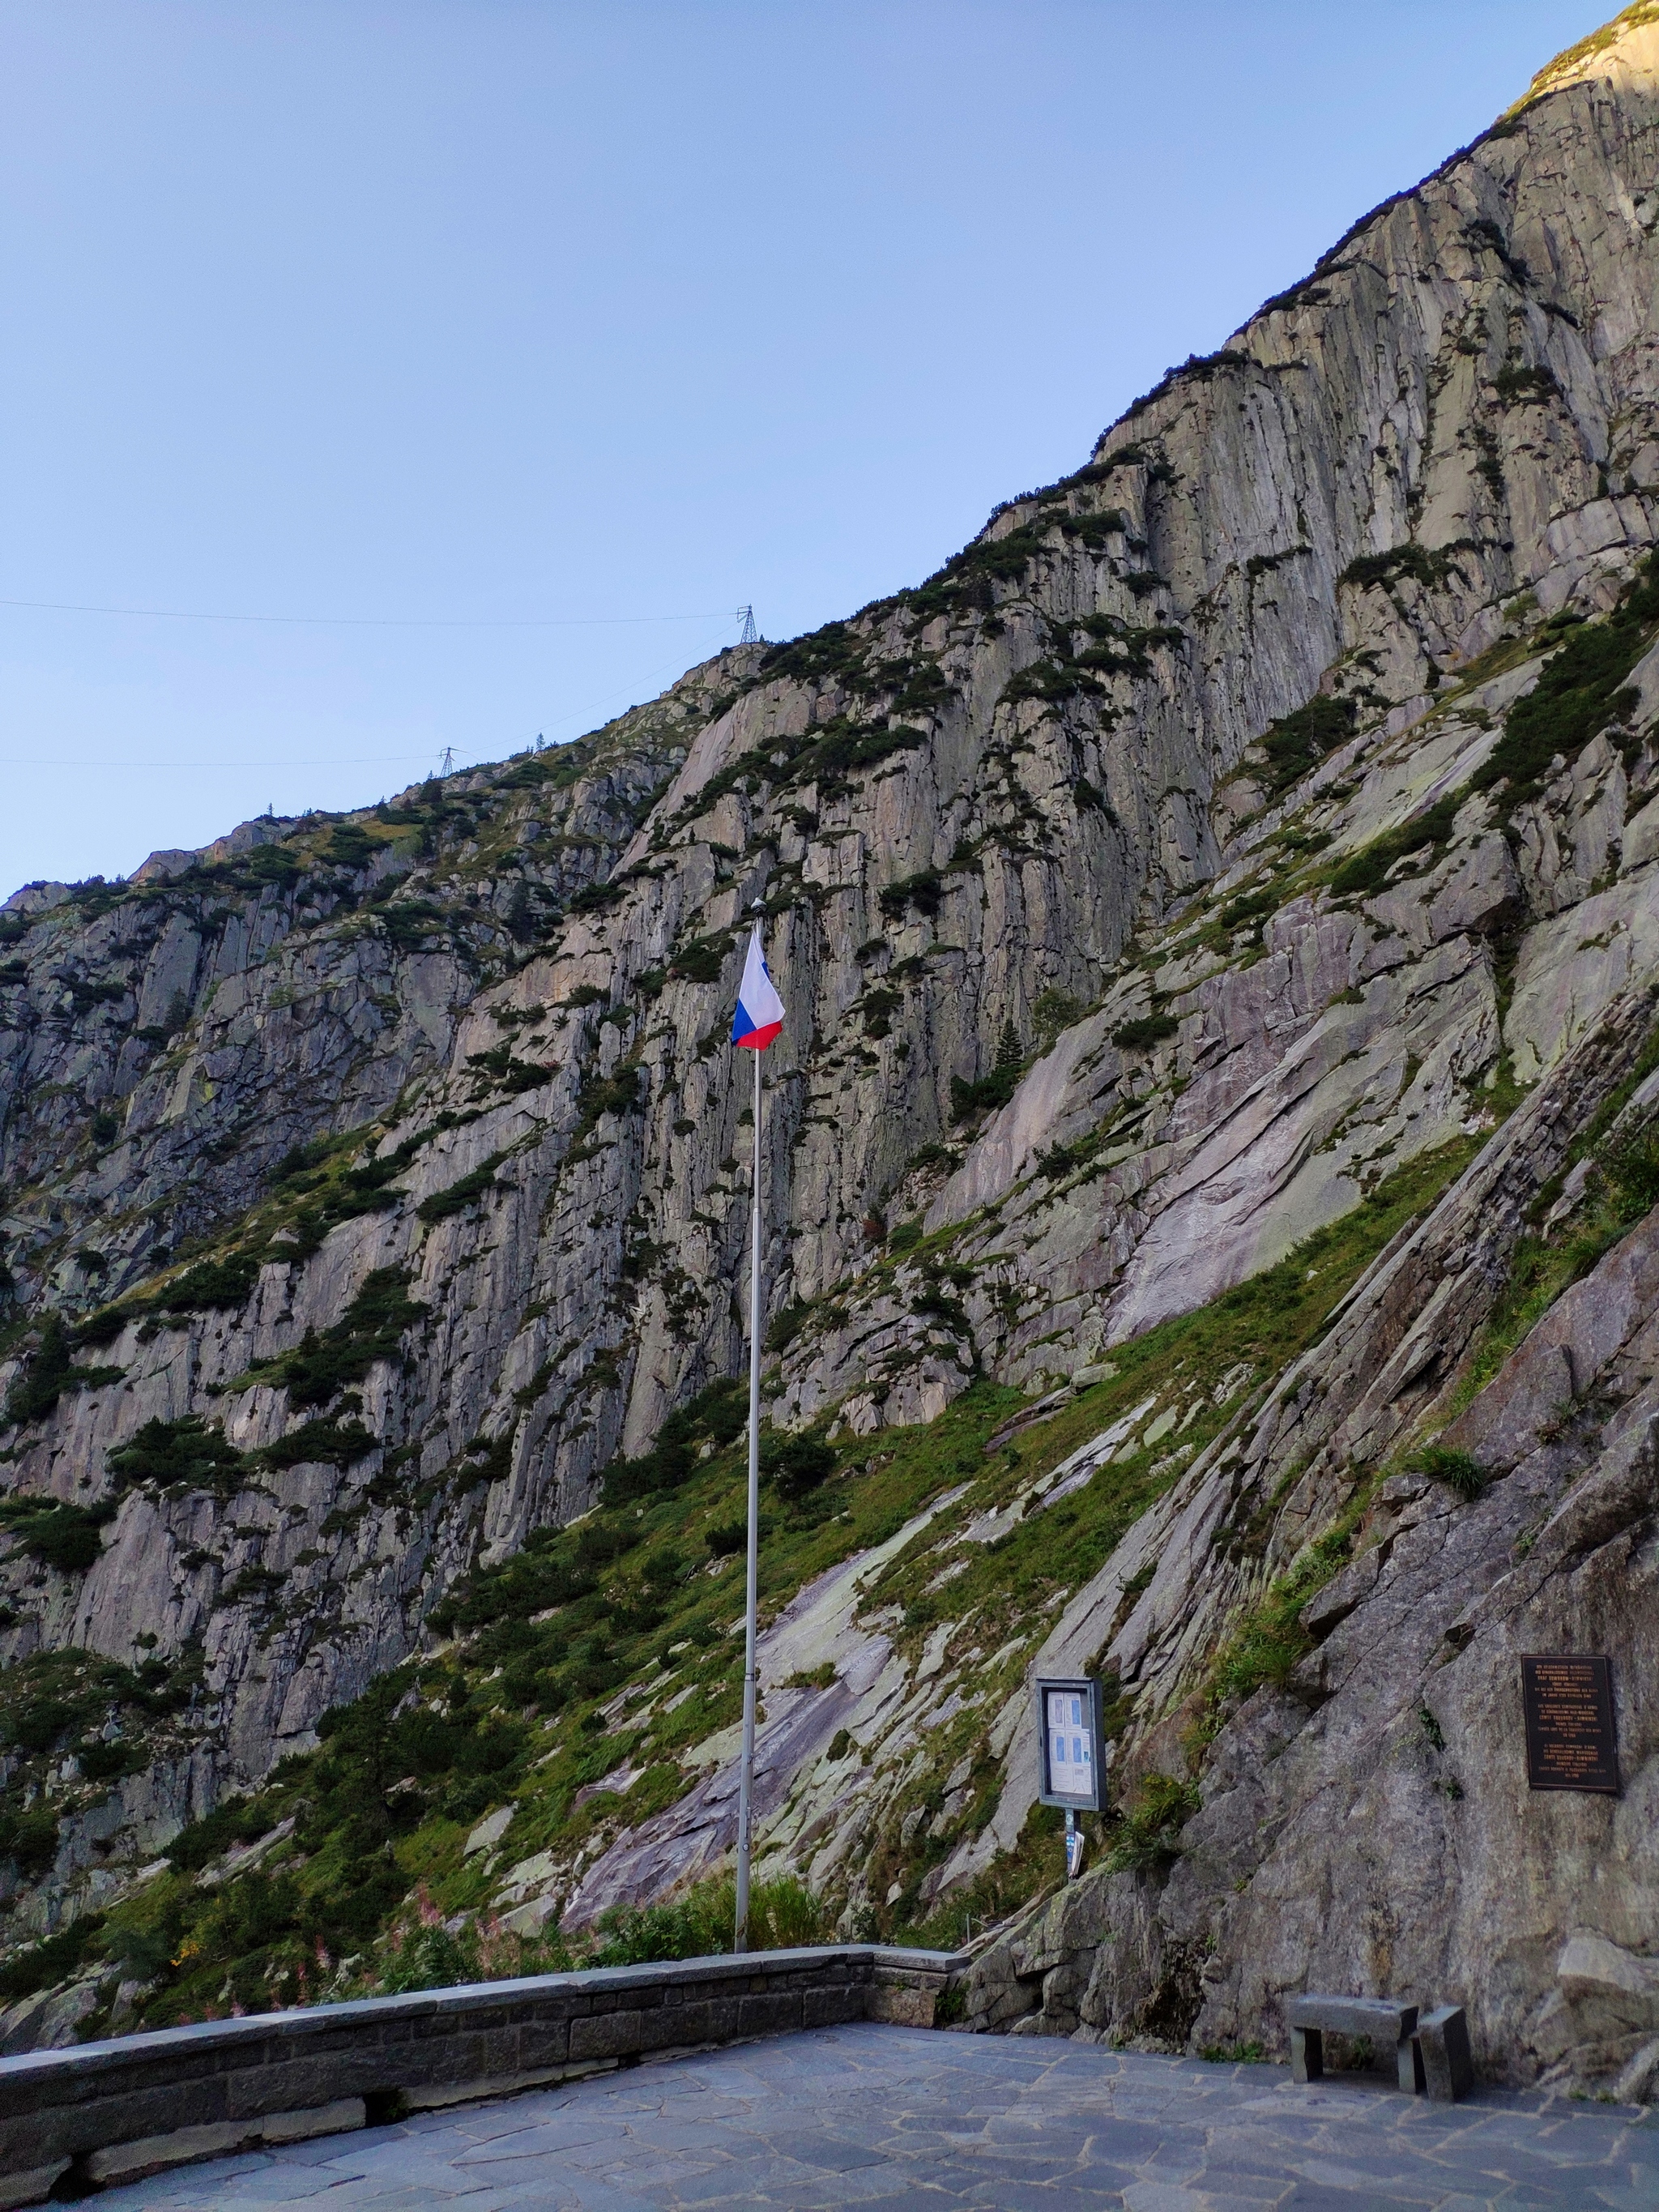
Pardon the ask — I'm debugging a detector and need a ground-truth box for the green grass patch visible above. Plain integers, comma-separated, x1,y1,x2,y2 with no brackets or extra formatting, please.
1408,1444,1485,1501
1201,1501,1374,1723
867,1138,1480,1668
1102,1773,1201,1872
1171,1142,1495,1732
1448,1036,1659,1418
1325,788,1463,899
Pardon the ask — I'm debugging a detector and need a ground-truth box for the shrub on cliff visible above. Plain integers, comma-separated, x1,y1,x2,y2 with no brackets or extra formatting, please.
0,1496,116,1574
2,1315,122,1428
761,1433,836,1499
1475,552,1659,803
109,1416,250,1500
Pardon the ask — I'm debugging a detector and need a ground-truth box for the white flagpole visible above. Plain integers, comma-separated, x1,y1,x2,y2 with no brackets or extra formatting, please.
735,969,764,1952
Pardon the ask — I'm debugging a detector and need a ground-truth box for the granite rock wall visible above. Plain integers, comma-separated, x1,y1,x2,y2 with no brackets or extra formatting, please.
2,6,1659,2087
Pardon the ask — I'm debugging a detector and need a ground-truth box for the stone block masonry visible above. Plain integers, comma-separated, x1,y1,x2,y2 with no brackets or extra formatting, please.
0,1944,963,2207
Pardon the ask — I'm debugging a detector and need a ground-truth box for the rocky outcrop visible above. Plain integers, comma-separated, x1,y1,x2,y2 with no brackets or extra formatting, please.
2,2,1659,2091
961,1006,1659,2082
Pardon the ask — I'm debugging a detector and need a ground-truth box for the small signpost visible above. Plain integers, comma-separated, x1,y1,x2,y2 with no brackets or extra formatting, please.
1521,1655,1619,1793
1036,1676,1106,1881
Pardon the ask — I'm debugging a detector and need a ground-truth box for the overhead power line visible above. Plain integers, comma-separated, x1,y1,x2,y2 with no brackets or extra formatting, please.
0,613,755,775
0,750,446,770
0,596,748,631
0,597,750,631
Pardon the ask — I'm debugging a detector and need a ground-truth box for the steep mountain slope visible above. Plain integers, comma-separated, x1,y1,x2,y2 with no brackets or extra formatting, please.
2,5,1659,2088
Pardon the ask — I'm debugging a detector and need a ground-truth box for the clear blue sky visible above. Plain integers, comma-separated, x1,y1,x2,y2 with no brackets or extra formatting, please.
1,0,1613,899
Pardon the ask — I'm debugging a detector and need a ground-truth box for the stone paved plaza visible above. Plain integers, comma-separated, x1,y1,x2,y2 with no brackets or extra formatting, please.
88,2023,1656,2211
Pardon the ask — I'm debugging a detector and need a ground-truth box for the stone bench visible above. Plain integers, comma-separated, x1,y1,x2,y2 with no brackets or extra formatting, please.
1286,1994,1421,2091
1286,1996,1473,2103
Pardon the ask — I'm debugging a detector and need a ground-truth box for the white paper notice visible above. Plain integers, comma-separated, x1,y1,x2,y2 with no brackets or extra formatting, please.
1046,1688,1094,1804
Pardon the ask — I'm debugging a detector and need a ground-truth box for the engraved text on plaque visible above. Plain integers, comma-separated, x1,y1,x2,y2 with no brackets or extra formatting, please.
1521,1655,1619,1793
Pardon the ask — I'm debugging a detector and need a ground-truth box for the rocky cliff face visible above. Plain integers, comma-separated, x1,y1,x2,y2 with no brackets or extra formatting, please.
2,5,1659,2090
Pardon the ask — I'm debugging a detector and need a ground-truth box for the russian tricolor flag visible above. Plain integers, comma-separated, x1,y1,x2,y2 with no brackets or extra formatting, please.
731,927,785,1052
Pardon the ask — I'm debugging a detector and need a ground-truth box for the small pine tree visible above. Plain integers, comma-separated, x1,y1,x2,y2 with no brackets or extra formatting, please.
504,882,535,943
994,1018,1022,1071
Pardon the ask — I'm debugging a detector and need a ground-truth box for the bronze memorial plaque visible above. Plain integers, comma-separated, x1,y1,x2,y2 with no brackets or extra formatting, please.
1521,1655,1619,1793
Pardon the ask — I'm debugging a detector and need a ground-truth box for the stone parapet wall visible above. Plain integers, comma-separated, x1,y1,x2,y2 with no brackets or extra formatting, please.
0,1945,964,2207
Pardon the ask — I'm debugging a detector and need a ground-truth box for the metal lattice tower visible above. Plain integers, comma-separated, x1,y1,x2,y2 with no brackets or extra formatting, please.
737,604,757,646
438,745,456,777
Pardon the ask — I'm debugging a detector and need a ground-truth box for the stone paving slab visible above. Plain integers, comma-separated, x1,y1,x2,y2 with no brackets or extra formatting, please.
84,2022,1654,2210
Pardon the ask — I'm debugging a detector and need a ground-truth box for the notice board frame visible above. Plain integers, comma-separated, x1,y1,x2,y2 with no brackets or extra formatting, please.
1520,1653,1619,1794
1036,1676,1107,1813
